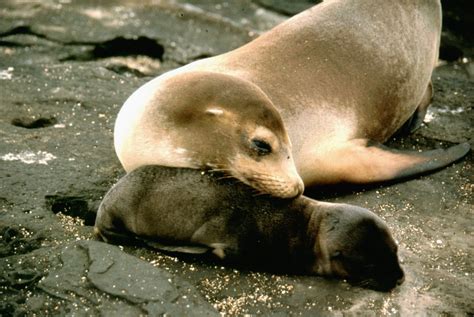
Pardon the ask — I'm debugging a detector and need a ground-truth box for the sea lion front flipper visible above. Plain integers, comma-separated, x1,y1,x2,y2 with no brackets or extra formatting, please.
190,220,235,260
301,139,470,185
142,239,210,254
93,225,140,245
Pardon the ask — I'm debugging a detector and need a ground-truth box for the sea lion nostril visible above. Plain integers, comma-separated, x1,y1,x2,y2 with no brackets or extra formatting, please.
285,179,304,198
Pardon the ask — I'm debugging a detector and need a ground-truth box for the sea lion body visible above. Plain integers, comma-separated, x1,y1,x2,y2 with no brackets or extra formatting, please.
188,0,439,146
115,0,469,197
95,165,404,291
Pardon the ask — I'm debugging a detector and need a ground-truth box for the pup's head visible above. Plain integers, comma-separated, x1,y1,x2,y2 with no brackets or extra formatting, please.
310,204,404,291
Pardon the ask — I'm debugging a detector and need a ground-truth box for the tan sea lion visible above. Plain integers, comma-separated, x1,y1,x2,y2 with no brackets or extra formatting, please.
94,165,405,291
114,0,470,198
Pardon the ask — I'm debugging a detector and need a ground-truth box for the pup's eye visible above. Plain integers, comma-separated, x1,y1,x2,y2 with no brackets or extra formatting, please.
331,251,342,259
251,139,272,155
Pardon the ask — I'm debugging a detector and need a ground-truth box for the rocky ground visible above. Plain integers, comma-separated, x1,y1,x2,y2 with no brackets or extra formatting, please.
0,0,472,316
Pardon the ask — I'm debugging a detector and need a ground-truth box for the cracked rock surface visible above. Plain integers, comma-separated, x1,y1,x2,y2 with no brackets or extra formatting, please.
37,241,217,316
0,0,472,315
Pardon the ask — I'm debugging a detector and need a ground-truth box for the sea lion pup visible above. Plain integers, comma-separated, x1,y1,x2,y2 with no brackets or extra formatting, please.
94,165,404,291
114,0,470,198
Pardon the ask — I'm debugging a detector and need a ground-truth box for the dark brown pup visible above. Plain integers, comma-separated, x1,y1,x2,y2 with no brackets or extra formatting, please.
95,166,404,291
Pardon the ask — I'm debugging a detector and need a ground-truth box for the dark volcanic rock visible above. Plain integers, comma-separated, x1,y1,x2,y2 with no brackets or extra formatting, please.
440,0,474,59
0,0,472,316
37,241,217,315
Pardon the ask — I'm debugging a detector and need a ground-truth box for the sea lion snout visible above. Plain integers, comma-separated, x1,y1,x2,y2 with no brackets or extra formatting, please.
231,151,304,198
247,173,304,198
211,117,304,198
312,203,404,291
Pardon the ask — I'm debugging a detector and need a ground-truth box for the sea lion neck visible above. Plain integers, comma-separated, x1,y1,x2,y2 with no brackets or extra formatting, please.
299,197,323,242
242,196,317,273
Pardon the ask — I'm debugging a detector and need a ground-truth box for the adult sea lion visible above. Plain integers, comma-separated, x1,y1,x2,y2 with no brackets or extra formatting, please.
114,0,470,198
95,165,405,291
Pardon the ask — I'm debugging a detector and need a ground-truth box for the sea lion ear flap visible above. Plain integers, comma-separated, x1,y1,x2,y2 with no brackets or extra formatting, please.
204,107,238,126
205,107,226,116
324,212,340,232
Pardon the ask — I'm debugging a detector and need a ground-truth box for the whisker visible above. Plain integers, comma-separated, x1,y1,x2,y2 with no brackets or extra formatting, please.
222,175,247,187
251,188,266,197
209,168,232,173
252,191,271,197
216,175,235,180
250,174,281,182
356,279,374,288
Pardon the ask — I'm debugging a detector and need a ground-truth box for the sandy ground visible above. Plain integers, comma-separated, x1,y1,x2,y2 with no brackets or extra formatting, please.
0,0,472,315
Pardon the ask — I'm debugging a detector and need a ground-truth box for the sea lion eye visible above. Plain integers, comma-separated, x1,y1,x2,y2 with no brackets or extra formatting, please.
251,139,272,155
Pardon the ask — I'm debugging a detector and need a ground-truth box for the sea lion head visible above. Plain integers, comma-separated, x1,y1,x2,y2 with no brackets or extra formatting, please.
310,203,404,291
161,71,304,198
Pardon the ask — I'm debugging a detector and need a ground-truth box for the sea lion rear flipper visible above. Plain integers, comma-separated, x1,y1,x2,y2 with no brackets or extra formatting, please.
302,139,470,185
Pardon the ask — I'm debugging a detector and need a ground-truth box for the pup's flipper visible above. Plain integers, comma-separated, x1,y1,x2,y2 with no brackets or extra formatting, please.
191,220,235,260
94,226,138,245
142,239,210,254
